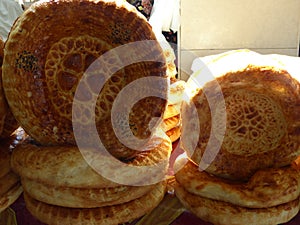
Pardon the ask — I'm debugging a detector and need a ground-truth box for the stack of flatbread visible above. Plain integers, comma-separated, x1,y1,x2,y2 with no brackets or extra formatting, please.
11,137,171,225
175,50,300,225
161,80,185,143
2,0,174,224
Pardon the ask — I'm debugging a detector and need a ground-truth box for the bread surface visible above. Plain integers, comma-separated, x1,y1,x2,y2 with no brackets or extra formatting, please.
22,178,156,208
161,115,180,132
175,182,300,225
24,181,166,225
163,103,181,120
182,65,300,180
166,125,181,143
3,0,168,160
168,80,186,105
175,160,300,208
12,135,171,187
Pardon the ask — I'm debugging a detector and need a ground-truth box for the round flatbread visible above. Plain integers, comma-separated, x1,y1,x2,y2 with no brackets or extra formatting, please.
24,182,166,225
12,135,172,188
168,80,186,105
163,103,181,120
166,125,181,143
175,182,300,225
3,0,168,160
22,178,156,208
182,51,300,181
175,160,300,208
161,115,180,132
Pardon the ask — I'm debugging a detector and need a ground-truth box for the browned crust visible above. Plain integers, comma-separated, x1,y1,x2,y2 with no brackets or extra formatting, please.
175,160,300,208
166,125,181,143
21,178,156,208
175,182,300,225
163,103,181,120
11,136,172,188
168,80,186,105
3,0,168,159
161,114,180,132
184,66,300,181
24,182,166,225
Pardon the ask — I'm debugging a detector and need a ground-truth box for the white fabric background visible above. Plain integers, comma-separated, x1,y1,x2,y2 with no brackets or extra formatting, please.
0,0,23,41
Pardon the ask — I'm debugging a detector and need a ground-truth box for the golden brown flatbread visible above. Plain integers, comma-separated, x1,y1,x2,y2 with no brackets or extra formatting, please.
21,178,156,208
166,126,181,143
182,52,300,181
175,182,300,225
168,80,186,105
3,0,168,160
163,103,181,120
24,182,167,225
12,135,172,188
175,160,300,208
161,115,180,132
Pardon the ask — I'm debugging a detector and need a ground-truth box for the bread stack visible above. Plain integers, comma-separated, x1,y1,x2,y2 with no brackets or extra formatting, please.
155,25,184,144
2,0,173,224
11,138,170,225
0,37,22,213
175,50,300,225
162,80,185,143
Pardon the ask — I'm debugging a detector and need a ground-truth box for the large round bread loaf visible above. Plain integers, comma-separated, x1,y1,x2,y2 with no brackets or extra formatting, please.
181,50,300,181
3,0,169,160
